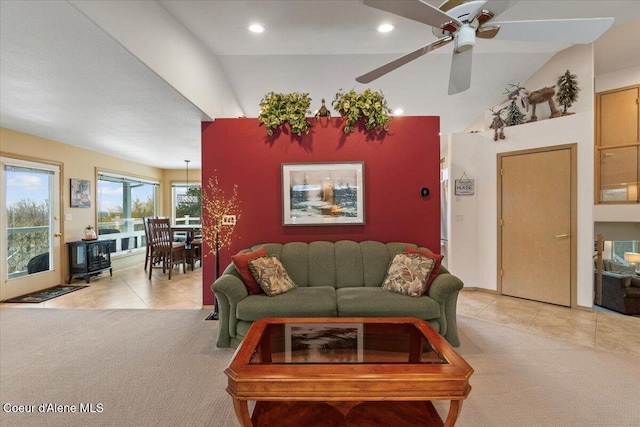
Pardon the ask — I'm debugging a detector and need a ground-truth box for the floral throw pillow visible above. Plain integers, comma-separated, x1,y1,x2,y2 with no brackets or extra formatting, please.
248,256,297,297
382,253,436,298
404,247,444,290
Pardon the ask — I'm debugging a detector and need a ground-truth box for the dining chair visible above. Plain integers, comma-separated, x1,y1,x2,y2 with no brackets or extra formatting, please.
143,217,155,271
147,218,186,279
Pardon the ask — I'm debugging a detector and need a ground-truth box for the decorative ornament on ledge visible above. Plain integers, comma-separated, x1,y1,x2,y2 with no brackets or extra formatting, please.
489,107,506,141
504,99,526,127
332,88,392,134
315,98,331,120
258,92,312,136
556,69,580,116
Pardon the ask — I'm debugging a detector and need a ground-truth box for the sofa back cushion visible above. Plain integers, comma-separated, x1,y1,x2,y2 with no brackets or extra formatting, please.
335,240,365,288
247,240,439,289
307,241,336,287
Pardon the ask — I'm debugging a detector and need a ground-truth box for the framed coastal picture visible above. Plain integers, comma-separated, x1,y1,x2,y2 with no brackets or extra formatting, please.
281,162,364,226
285,323,364,363
70,178,91,208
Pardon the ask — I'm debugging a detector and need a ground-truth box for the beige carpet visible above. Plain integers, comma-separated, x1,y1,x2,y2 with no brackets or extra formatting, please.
0,308,638,427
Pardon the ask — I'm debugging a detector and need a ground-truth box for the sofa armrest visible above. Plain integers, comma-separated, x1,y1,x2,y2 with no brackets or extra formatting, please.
427,273,464,347
211,274,249,348
212,274,249,306
427,273,463,304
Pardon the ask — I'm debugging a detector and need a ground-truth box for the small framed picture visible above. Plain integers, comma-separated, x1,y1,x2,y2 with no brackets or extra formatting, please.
70,178,91,208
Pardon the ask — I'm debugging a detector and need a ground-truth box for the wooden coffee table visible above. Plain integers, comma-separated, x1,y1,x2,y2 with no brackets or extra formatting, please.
224,317,473,427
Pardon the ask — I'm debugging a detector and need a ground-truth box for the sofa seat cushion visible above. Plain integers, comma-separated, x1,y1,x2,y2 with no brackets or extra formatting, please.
336,287,440,319
236,286,337,321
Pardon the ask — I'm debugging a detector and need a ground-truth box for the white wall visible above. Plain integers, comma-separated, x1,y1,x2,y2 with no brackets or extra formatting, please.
448,44,596,308
595,65,640,93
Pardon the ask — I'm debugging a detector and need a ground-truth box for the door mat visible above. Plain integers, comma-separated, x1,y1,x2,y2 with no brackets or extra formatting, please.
3,285,88,303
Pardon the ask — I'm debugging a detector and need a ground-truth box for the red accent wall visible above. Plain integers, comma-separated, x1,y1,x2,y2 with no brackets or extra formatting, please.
201,116,440,305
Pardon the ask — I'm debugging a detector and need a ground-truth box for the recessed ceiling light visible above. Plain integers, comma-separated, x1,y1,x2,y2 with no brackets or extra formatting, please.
393,108,404,116
248,24,264,33
377,23,395,33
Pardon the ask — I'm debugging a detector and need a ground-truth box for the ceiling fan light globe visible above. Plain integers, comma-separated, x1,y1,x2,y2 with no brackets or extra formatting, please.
454,24,476,53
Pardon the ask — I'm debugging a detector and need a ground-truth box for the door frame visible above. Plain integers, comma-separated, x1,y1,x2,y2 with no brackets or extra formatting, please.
497,143,578,307
1,154,64,300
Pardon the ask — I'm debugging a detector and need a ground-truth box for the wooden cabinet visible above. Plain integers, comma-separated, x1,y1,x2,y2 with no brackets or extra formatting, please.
595,85,640,203
67,239,114,284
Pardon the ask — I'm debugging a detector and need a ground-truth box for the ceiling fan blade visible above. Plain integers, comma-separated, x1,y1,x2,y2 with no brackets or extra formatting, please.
361,0,460,28
477,25,500,39
488,18,614,44
481,0,519,19
438,0,468,13
448,48,473,95
356,36,453,83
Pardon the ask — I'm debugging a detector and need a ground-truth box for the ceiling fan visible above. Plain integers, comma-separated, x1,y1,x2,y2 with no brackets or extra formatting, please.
357,0,614,94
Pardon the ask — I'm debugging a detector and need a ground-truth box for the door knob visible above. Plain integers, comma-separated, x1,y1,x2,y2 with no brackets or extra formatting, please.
555,234,569,239
54,232,62,237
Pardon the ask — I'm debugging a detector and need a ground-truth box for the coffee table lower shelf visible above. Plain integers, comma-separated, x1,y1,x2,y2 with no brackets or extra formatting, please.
249,399,448,427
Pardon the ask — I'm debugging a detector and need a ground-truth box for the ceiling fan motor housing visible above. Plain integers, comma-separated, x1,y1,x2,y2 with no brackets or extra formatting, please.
455,24,476,52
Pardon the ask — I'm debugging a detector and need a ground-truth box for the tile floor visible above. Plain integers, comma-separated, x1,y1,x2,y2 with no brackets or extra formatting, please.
2,264,639,358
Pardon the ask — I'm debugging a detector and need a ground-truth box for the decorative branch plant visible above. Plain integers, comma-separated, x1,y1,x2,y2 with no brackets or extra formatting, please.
201,173,241,262
332,88,392,134
258,92,312,136
556,69,580,115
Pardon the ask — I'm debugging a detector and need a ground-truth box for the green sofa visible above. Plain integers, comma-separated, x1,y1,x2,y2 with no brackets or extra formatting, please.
211,240,464,348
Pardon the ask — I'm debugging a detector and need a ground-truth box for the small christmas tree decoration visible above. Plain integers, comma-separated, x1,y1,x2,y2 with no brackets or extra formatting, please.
504,99,526,126
556,69,580,115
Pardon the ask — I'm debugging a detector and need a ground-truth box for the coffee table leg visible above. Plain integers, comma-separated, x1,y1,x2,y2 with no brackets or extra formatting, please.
232,398,253,427
443,400,463,427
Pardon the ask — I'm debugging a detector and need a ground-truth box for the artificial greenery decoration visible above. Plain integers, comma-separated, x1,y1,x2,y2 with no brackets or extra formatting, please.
258,92,312,136
332,89,392,134
556,69,580,115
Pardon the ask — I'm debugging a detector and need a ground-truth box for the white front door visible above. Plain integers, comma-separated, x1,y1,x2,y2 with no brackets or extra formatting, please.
1,157,62,301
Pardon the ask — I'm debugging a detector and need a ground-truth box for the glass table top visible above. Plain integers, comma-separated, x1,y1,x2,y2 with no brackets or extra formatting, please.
248,320,447,365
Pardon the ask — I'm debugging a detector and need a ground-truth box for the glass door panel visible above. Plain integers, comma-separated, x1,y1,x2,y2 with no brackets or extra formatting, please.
1,157,61,301
599,146,639,202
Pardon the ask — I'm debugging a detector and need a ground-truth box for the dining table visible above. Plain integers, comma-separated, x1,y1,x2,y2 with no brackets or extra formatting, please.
171,224,202,270
171,224,202,243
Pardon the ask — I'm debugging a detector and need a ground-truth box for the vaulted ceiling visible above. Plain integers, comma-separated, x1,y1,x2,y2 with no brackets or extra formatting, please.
1,1,639,169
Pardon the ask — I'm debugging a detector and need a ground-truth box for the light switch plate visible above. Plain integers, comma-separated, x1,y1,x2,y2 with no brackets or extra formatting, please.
222,215,236,226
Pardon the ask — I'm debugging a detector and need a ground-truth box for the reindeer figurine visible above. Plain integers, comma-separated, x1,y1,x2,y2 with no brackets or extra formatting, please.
489,107,506,141
507,84,561,122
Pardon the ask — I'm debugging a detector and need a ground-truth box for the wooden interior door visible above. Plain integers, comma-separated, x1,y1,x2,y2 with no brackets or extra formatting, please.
498,145,576,307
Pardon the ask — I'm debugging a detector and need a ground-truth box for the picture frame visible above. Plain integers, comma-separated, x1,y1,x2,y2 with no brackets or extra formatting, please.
281,162,365,226
285,323,364,363
70,178,91,208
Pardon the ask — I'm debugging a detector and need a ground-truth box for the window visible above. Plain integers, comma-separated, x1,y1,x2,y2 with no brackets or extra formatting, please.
172,182,201,226
97,172,158,254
